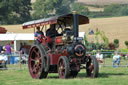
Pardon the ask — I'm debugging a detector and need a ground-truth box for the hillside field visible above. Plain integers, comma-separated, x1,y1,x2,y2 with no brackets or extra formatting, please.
31,0,128,5
78,0,128,5
1,16,128,49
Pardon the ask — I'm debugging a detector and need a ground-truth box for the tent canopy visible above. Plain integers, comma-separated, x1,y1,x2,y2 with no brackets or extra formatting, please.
0,33,34,41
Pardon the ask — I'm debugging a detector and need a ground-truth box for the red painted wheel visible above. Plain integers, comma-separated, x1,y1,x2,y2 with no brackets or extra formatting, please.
58,56,70,79
28,45,48,79
86,56,99,78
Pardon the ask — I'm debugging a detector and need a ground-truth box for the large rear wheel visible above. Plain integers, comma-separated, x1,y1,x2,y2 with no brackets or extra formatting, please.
58,56,70,79
28,45,48,79
86,56,99,78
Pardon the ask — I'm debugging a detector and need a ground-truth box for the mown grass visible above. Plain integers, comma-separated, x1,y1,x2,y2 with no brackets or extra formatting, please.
0,66,128,85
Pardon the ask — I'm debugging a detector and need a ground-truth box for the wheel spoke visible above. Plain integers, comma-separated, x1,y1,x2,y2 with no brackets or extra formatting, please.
33,49,37,54
31,58,36,62
32,64,37,73
89,64,94,73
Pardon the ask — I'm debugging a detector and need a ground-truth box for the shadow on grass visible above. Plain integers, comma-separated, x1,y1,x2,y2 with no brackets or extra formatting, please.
47,76,59,79
78,72,128,78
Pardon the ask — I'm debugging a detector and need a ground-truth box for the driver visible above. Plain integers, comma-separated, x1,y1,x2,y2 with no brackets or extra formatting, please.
46,24,61,49
34,27,44,44
46,24,59,38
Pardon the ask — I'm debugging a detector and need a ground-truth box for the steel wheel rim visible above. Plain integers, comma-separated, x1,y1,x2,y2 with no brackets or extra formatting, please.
87,59,94,77
58,59,65,78
28,46,42,78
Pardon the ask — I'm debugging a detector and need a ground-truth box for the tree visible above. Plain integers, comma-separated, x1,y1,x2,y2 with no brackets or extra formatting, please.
120,5,128,16
104,4,121,16
71,3,89,15
0,0,11,24
0,0,32,24
55,0,75,15
95,30,109,49
32,0,75,19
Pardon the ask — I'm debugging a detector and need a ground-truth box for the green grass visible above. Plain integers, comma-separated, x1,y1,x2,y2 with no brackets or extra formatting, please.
0,58,128,85
0,66,128,85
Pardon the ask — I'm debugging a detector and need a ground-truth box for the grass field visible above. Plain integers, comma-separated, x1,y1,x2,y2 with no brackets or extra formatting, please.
0,66,128,85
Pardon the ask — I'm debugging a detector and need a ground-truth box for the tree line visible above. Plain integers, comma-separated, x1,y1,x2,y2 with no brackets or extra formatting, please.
1,0,128,24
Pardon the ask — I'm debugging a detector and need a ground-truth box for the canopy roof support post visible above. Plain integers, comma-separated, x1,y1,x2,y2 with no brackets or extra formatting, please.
14,40,16,51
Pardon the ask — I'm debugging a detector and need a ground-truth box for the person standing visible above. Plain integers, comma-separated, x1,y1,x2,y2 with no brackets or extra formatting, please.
3,43,14,64
0,45,3,54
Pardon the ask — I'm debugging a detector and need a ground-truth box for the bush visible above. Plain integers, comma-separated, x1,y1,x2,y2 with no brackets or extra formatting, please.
109,43,115,50
114,39,119,44
114,39,119,48
125,41,128,48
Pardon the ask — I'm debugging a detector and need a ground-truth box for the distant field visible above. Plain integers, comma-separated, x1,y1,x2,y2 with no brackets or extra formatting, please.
32,0,128,5
78,0,128,5
1,16,128,49
86,6,104,12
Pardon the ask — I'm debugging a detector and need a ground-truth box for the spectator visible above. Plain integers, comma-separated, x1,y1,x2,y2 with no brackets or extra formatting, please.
3,43,14,64
0,51,7,62
0,51,7,68
88,28,94,35
112,52,120,68
96,51,104,64
0,45,3,54
19,42,24,51
34,27,44,44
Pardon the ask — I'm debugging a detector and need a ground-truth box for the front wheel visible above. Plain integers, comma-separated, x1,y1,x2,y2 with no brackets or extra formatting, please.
86,56,99,78
58,56,70,79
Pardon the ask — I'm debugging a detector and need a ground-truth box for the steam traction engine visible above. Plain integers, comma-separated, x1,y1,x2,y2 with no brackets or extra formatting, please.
22,13,99,79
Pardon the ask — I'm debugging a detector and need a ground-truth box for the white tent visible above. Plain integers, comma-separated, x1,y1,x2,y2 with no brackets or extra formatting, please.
0,33,34,51
0,33,34,40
